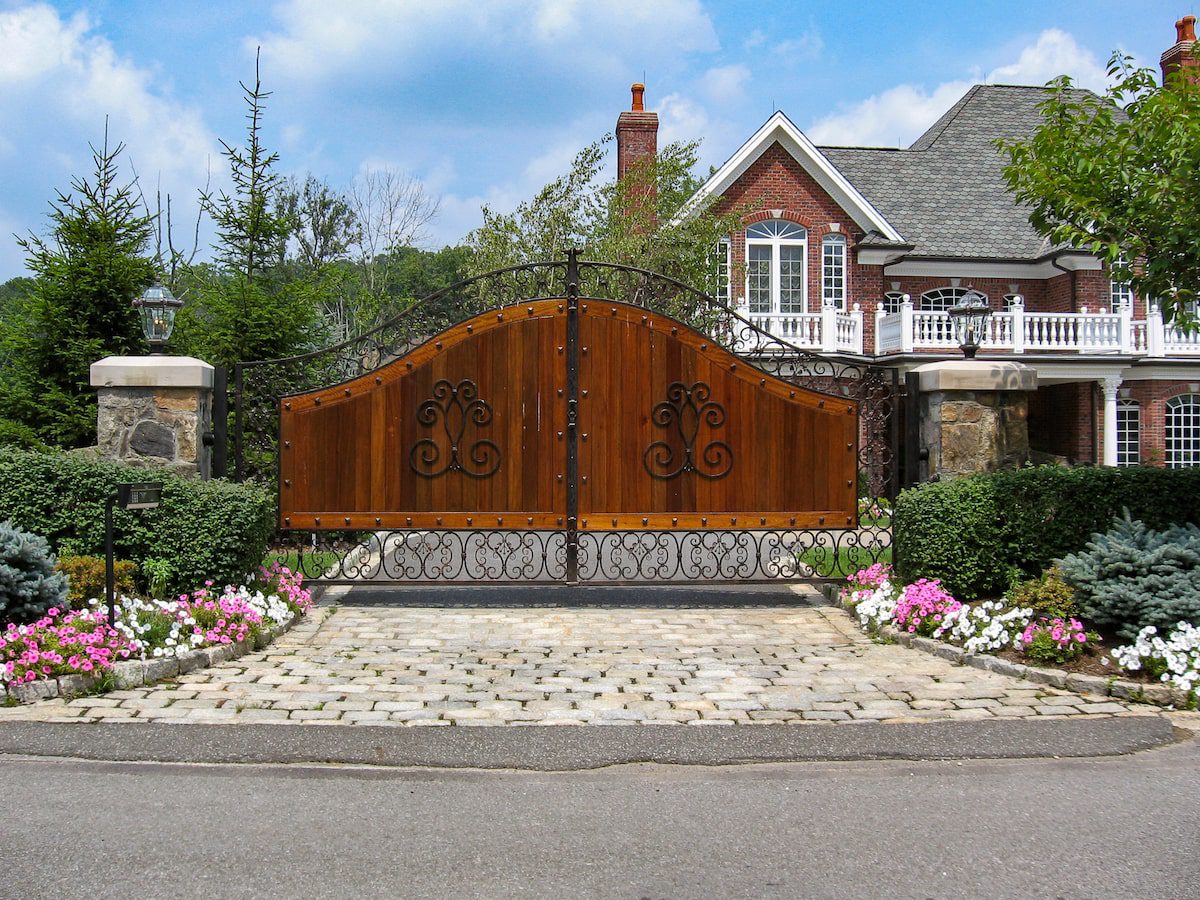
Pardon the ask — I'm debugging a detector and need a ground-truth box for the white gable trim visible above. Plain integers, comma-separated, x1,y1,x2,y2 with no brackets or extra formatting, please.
679,111,904,242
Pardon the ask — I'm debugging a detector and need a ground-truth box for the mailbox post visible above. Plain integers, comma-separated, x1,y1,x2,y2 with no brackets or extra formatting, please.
105,482,163,626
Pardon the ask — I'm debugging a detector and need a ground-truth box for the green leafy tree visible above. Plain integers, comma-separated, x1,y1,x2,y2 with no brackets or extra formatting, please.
0,132,155,447
173,52,320,368
467,136,748,301
997,52,1200,324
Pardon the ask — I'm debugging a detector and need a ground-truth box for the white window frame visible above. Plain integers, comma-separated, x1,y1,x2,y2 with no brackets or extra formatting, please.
882,291,906,314
745,219,808,315
711,239,731,305
1166,394,1200,468
1110,252,1133,310
1116,399,1140,467
821,234,847,310
920,287,984,312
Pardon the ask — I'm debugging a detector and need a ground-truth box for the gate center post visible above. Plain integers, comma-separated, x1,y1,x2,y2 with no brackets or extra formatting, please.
564,249,581,583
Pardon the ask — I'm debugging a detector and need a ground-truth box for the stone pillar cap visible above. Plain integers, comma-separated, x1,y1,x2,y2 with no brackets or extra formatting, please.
913,360,1036,392
91,356,214,390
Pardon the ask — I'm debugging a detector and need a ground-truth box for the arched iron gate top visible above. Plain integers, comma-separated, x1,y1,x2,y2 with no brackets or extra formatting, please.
235,253,891,477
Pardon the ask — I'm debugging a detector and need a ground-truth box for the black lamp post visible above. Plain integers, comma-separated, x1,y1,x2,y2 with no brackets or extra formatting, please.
132,282,183,354
946,290,992,359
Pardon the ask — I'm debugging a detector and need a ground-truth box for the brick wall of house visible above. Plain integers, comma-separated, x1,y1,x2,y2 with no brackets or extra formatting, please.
1122,379,1200,466
1028,382,1096,462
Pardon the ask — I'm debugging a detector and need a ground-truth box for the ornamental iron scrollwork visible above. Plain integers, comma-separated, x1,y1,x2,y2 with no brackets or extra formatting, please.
409,378,502,479
643,381,733,480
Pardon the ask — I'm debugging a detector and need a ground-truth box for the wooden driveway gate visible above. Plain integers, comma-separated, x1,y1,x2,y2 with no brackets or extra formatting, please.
240,254,895,583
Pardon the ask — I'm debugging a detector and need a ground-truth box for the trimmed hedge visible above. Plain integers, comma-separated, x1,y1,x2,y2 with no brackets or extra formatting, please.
0,450,274,598
895,465,1200,600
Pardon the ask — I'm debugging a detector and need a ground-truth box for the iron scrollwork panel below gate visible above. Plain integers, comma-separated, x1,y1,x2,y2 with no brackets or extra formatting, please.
409,378,502,478
643,380,733,480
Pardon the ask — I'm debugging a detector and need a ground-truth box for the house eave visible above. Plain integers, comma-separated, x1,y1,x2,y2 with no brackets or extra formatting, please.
677,112,904,242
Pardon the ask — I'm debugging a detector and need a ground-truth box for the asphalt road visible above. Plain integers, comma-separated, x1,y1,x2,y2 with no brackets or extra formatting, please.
2,735,1197,899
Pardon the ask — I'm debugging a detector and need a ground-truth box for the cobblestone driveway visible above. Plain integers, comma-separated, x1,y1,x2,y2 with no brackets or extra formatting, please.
0,590,1158,727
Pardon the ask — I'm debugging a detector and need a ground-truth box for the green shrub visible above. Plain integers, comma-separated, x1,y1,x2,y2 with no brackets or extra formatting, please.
895,465,1200,600
1059,512,1200,640
0,520,69,624
0,450,274,597
1008,566,1077,618
56,555,138,608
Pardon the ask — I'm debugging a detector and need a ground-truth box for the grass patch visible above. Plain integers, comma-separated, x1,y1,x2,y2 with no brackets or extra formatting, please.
798,546,892,579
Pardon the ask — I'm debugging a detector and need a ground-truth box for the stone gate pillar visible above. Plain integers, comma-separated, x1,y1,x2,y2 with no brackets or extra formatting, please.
90,356,214,479
913,360,1037,481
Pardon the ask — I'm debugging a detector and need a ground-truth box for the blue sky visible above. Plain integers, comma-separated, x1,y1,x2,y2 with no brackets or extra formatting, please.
0,0,1189,280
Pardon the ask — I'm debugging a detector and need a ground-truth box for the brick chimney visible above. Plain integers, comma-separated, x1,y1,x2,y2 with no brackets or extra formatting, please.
616,83,658,179
1161,15,1198,82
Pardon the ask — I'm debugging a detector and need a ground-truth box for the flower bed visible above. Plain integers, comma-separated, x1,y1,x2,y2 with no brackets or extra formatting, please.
841,564,1198,708
1,564,313,703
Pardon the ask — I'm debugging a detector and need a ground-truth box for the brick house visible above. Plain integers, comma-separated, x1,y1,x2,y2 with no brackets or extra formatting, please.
617,16,1200,470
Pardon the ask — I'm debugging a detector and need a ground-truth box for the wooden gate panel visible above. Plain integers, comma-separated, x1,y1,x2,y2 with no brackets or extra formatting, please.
576,303,858,530
279,301,567,530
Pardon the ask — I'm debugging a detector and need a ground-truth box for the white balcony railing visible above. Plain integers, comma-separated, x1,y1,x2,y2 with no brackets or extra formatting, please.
737,302,864,354
873,297,1200,358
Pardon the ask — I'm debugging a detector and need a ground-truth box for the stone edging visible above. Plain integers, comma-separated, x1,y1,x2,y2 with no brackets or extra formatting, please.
824,589,1194,710
1,614,302,706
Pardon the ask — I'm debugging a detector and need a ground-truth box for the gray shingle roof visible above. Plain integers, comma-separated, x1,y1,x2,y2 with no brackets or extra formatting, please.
819,84,1097,260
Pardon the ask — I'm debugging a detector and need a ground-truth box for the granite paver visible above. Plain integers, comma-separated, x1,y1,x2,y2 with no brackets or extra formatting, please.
0,595,1169,727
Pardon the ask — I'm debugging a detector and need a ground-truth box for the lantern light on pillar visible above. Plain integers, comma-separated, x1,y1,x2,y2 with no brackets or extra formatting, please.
946,290,992,359
132,282,183,355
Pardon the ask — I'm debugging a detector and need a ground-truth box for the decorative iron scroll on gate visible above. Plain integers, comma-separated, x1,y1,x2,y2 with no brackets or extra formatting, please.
235,252,897,584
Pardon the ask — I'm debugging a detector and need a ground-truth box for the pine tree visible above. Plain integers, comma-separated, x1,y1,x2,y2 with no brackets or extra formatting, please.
0,127,155,448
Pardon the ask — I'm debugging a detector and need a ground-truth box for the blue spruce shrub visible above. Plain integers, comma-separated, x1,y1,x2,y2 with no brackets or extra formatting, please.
0,520,69,624
1059,512,1200,640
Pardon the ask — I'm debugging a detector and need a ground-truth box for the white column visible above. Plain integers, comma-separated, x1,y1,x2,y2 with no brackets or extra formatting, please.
1147,301,1165,357
900,296,914,353
1010,295,1025,354
1118,303,1132,354
1101,374,1122,467
820,304,838,353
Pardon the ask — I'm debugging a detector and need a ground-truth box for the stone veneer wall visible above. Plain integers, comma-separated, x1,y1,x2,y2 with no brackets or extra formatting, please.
920,389,1030,480
95,386,212,478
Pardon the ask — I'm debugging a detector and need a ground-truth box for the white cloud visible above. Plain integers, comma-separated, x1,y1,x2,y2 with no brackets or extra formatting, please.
699,64,750,105
772,30,824,61
807,80,973,147
806,29,1109,147
0,4,216,264
986,28,1108,91
254,0,718,85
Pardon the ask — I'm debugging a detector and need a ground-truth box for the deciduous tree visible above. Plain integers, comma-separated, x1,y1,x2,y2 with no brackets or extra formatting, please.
998,52,1200,324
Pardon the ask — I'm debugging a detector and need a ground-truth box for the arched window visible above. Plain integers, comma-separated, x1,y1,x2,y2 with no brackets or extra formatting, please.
821,234,847,310
882,291,906,314
920,287,986,312
1166,394,1200,467
1116,399,1140,467
745,219,807,315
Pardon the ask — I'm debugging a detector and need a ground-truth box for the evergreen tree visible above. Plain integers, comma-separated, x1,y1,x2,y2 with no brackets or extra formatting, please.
0,130,155,448
173,51,319,369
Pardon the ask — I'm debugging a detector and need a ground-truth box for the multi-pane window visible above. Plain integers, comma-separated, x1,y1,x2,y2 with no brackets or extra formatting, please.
711,239,730,304
821,234,847,309
882,291,906,314
1110,252,1133,310
745,219,808,315
1166,394,1200,468
920,287,983,312
1116,399,1140,467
